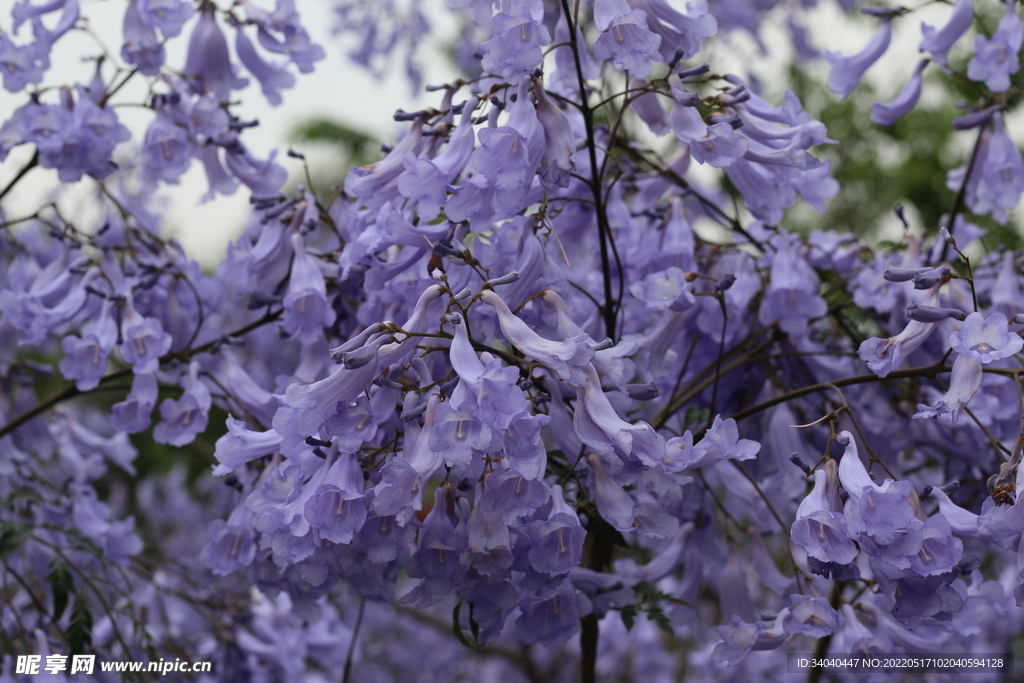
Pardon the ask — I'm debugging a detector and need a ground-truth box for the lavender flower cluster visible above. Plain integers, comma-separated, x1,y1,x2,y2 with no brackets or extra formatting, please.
4,0,1024,680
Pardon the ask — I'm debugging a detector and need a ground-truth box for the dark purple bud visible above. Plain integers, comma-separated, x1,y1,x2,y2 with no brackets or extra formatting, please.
667,49,686,71
250,192,286,207
953,105,1002,130
247,292,281,309
287,148,305,159
905,301,965,323
433,239,461,257
913,265,950,289
894,203,908,227
674,91,701,107
261,197,298,221
375,376,403,390
716,273,736,291
339,335,392,369
676,61,709,77
883,266,929,282
22,359,53,376
959,555,981,574
624,383,659,400
789,453,811,476
720,92,751,107
485,270,520,288
330,322,386,362
861,5,907,17
401,402,428,422
921,481,960,499
394,109,426,121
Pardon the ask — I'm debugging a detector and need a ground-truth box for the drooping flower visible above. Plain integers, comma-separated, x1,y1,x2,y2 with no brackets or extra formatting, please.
533,79,577,190
479,289,594,386
137,0,194,38
184,6,249,100
858,285,942,378
967,0,1022,92
121,0,165,75
118,295,173,375
625,0,716,63
0,33,47,92
914,354,983,424
480,1,550,82
235,24,295,106
153,361,212,446
871,59,928,126
110,372,159,434
919,0,973,68
758,232,827,336
592,0,662,78
282,232,336,344
968,114,1024,224
791,459,859,569
59,300,118,391
826,18,892,100
949,312,1023,364
688,121,748,168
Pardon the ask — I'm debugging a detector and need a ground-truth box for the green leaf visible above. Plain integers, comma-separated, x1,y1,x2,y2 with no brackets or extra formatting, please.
451,601,479,649
621,606,637,631
632,581,653,598
468,603,480,643
47,560,73,623
649,606,675,636
67,597,93,654
683,406,710,431
289,118,376,160
0,522,32,557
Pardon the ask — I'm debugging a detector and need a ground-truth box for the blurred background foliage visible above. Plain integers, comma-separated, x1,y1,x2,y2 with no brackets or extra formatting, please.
287,68,1024,253
782,43,1024,251
292,0,1024,253
287,117,381,203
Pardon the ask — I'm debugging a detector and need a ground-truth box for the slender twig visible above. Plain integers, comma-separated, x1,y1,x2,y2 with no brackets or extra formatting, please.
0,310,281,441
653,330,778,430
826,384,898,480
342,598,366,683
725,363,1023,426
707,294,729,429
937,122,988,265
805,581,844,683
99,68,138,107
0,151,39,205
558,0,617,340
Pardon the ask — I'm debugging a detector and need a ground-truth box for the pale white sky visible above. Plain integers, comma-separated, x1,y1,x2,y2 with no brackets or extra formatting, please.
0,0,445,265
0,0,966,265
